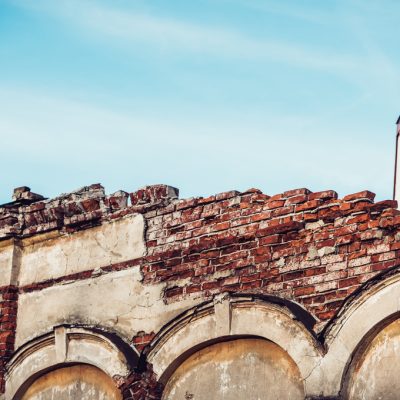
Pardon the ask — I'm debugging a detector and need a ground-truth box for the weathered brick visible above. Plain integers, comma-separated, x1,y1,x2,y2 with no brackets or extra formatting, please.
1,182,399,396
343,190,376,202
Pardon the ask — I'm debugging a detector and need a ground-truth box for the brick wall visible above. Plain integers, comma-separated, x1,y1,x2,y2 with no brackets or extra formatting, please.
0,286,18,393
140,187,399,328
1,184,399,327
1,183,400,397
120,366,162,400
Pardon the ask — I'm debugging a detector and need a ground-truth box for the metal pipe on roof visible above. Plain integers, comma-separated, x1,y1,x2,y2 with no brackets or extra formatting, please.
393,116,400,204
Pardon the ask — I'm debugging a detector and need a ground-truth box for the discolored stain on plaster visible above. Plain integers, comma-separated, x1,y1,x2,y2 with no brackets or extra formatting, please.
347,319,400,400
21,365,122,400
162,338,304,400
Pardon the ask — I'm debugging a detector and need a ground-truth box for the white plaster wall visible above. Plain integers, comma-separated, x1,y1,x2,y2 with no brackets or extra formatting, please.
0,242,14,287
347,319,400,400
312,276,400,397
163,338,304,400
148,299,322,393
21,365,122,400
16,267,202,348
19,214,146,286
6,328,130,400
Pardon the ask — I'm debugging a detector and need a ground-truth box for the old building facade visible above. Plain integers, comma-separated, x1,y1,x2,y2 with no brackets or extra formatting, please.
1,183,400,399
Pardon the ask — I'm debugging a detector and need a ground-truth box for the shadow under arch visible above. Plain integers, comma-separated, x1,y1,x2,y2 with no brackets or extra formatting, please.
339,311,400,399
321,263,400,342
144,293,323,397
312,264,400,398
5,325,139,400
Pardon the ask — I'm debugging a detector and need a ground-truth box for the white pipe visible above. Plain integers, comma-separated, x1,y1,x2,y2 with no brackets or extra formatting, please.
394,116,400,205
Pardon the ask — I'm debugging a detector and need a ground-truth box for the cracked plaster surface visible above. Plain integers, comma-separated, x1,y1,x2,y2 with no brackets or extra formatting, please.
18,214,146,286
15,267,203,348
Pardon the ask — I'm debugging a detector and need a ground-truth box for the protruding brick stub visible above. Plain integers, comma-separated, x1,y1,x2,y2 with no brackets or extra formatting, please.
12,186,30,200
12,187,44,202
105,190,129,211
130,185,179,206
342,190,375,203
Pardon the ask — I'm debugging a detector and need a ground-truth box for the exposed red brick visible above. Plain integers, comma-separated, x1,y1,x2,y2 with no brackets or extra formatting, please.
1,183,400,395
265,200,285,210
343,190,376,202
0,286,18,393
120,364,163,400
130,185,178,206
309,190,338,201
283,188,311,197
296,200,322,212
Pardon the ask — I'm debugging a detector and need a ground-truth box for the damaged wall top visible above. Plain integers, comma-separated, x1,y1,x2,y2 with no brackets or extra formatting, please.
1,183,400,399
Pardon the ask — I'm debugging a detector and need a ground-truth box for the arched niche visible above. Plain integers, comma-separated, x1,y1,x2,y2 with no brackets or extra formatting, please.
342,315,400,400
311,269,400,398
20,364,122,400
5,326,138,400
146,294,323,398
162,337,304,400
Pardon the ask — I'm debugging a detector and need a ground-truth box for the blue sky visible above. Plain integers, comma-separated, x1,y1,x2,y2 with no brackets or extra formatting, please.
0,0,399,204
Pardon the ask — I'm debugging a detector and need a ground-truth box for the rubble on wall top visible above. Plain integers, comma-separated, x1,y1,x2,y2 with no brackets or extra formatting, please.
1,186,46,207
0,183,398,241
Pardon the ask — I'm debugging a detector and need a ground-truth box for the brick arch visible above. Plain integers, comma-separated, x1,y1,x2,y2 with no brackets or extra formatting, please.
144,294,323,398
5,326,139,400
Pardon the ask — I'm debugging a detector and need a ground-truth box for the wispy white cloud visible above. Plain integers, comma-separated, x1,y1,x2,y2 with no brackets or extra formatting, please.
12,0,361,74
0,86,393,201
14,0,400,108
1,1,396,202
220,0,332,25
340,3,400,100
